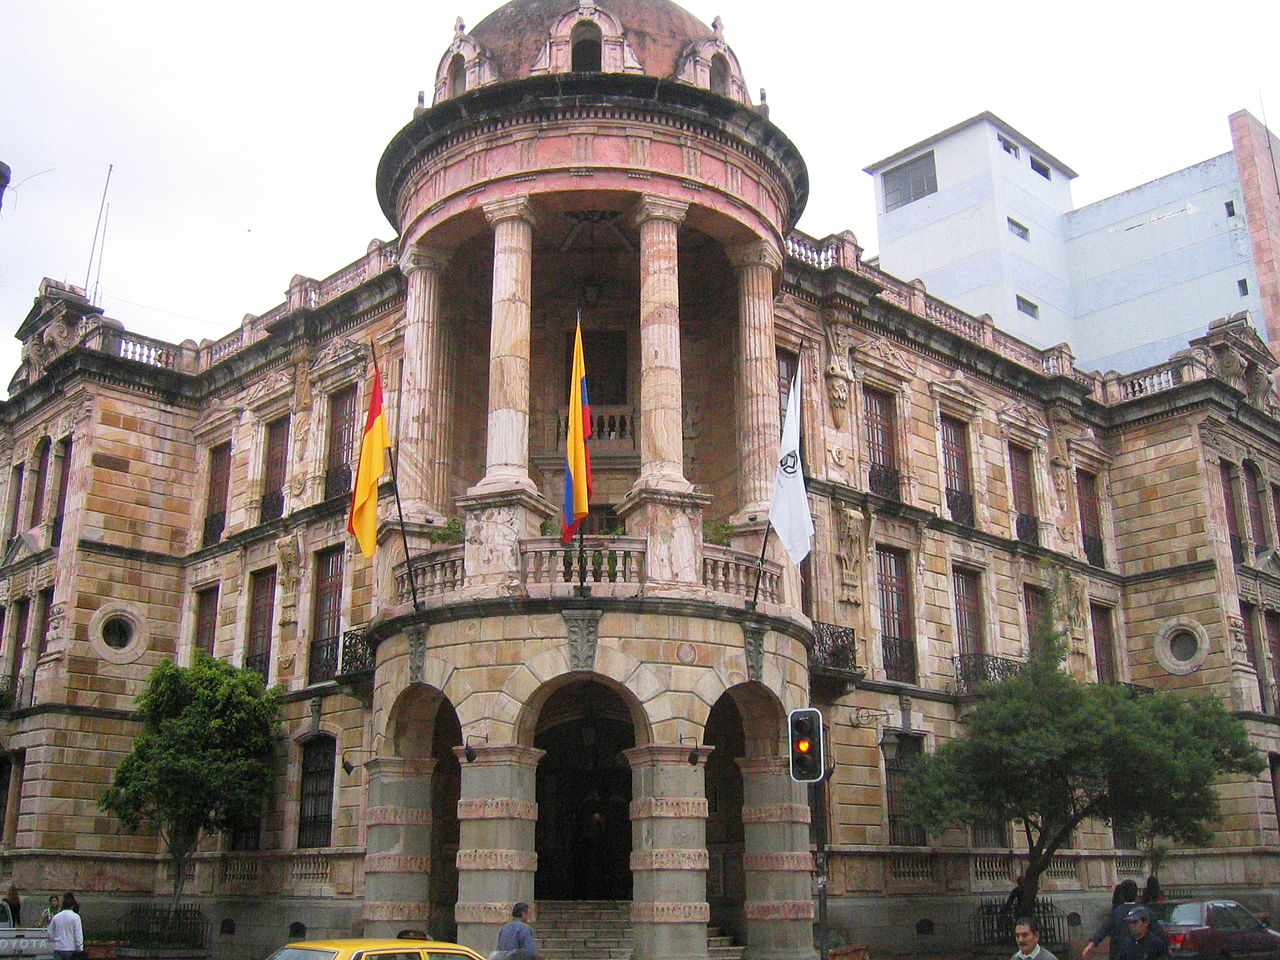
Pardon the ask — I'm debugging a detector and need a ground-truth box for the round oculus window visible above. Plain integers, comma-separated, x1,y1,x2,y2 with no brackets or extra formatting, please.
1168,629,1199,663
102,616,134,650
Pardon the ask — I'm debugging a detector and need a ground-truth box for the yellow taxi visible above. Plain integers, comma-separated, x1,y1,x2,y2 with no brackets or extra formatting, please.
265,938,487,960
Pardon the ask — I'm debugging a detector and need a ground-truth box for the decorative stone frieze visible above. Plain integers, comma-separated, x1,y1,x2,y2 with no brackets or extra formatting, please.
630,902,711,923
741,803,810,823
629,797,709,819
362,902,432,922
365,806,434,826
744,900,816,920
456,797,539,820
455,849,537,871
742,621,765,681
563,608,602,671
743,852,814,872
629,848,710,870
455,902,523,924
364,855,434,873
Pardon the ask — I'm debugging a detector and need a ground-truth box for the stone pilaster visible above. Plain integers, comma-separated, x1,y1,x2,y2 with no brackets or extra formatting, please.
453,744,544,950
362,757,436,937
728,241,783,525
626,743,714,960
737,756,817,960
399,242,454,526
618,196,708,588
460,199,554,591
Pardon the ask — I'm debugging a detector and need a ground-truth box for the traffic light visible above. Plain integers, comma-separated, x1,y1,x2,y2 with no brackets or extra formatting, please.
788,707,825,783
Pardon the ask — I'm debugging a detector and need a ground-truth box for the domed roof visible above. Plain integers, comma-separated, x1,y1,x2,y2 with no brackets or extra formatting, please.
470,0,715,81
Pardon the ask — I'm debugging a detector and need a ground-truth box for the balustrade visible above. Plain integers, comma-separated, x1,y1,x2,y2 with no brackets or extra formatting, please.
701,544,781,603
522,536,647,589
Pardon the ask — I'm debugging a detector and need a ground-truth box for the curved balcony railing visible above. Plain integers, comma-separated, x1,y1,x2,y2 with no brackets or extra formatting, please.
523,536,647,589
702,544,781,604
812,621,858,672
396,546,466,603
954,653,1023,695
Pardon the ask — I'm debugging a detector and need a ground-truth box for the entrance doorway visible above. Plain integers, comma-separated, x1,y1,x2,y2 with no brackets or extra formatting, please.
534,679,634,900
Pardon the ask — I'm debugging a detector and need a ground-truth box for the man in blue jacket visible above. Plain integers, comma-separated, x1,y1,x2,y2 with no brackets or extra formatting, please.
495,902,538,960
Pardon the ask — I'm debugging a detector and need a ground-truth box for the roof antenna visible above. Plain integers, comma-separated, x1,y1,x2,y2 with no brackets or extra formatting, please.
84,163,113,292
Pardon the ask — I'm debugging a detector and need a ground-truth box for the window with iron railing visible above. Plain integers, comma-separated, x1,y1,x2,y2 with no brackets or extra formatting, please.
953,567,984,660
1221,461,1244,563
308,547,344,684
941,416,973,524
1025,584,1050,659
865,388,900,500
877,546,916,683
29,440,49,527
50,437,72,547
1009,444,1037,546
6,466,23,540
298,736,336,848
1246,461,1267,556
34,588,53,659
1076,469,1105,567
260,417,290,524
325,385,358,501
7,599,29,708
204,442,231,547
246,567,276,682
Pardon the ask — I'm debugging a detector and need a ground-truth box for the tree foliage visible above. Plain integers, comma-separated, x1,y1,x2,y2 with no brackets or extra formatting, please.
901,647,1263,906
100,651,282,908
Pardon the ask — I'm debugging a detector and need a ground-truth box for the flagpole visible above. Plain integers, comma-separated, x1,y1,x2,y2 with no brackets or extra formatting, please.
576,522,589,597
749,523,770,610
371,341,422,616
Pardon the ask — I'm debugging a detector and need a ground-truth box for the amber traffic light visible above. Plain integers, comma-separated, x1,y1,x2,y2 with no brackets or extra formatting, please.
788,707,825,783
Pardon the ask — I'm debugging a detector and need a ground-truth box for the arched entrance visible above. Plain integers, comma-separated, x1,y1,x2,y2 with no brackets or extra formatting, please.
533,678,634,900
705,695,746,944
429,699,462,942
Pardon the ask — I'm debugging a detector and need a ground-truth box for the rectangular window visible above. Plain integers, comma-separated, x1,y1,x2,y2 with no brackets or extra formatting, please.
1239,278,1250,297
886,733,924,845
51,438,72,546
29,442,49,527
972,814,1009,848
298,737,336,848
309,547,344,684
1007,217,1030,241
865,388,899,500
1241,601,1260,671
8,599,29,705
953,567,984,660
1010,444,1038,546
883,152,938,212
1030,156,1051,180
325,386,358,500
204,442,231,548
1091,603,1117,684
1246,463,1267,551
1076,469,1104,567
246,568,276,682
1222,462,1243,563
1226,200,1237,217
777,349,798,432
998,134,1020,158
941,415,974,525
1271,756,1280,833
1025,585,1051,657
877,546,916,683
0,756,10,842
194,586,219,657
1267,612,1280,715
7,466,24,539
34,588,53,658
1015,295,1040,319
261,417,290,523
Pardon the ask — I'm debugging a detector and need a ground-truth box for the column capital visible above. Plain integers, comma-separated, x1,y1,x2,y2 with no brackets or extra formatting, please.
453,743,546,769
624,743,715,768
735,754,789,777
727,238,783,273
399,241,454,275
632,195,689,229
483,195,541,229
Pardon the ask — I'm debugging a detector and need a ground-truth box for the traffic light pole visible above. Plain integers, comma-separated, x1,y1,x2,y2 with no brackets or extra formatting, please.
813,774,829,960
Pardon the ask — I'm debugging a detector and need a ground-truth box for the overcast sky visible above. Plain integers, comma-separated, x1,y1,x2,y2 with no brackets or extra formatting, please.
2,0,1277,385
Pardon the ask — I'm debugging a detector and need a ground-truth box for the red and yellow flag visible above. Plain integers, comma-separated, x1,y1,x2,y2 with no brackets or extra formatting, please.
561,320,592,543
347,367,391,558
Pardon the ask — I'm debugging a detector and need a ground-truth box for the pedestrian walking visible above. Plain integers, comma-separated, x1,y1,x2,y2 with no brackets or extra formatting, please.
2,885,20,925
1118,907,1169,960
1013,917,1058,960
492,902,538,960
1083,879,1140,960
39,895,59,927
47,892,83,960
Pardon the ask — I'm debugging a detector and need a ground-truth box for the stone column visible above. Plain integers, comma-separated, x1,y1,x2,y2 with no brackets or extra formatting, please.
737,756,816,960
458,198,554,590
453,744,543,951
362,757,436,938
399,242,454,525
626,743,714,960
618,197,709,586
728,241,784,526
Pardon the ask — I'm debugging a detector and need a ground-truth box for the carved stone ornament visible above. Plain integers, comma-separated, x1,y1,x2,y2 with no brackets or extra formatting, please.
823,315,858,428
563,608,602,671
742,621,765,681
409,627,427,683
996,401,1049,442
852,335,913,380
836,503,866,605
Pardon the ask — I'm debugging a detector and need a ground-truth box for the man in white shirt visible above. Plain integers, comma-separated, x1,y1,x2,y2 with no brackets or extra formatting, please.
47,891,83,960
1013,917,1059,960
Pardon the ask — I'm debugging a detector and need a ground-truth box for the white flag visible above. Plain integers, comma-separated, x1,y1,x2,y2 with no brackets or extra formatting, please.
769,373,814,563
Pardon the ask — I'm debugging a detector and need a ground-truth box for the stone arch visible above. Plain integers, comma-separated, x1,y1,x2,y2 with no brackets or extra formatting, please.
431,33,499,105
510,662,653,749
447,53,466,98
570,20,603,72
529,4,644,76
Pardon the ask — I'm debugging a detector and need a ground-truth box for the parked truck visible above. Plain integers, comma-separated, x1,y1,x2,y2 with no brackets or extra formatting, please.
0,902,53,959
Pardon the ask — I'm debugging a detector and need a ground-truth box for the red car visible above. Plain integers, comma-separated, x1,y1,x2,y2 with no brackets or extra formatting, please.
1147,900,1280,960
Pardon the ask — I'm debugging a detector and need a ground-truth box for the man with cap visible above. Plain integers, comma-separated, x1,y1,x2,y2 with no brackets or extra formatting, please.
1118,906,1169,960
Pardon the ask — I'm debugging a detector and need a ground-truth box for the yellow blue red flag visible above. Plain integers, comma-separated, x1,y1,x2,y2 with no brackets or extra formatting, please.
561,320,593,542
347,366,391,558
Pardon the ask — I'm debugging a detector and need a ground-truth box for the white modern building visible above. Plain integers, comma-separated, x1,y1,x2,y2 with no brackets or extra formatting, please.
866,111,1280,373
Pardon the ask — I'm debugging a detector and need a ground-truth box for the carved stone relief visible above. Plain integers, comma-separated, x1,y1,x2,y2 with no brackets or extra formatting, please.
563,609,602,671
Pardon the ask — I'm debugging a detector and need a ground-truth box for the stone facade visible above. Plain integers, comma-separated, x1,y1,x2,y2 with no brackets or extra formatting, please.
1,2,1280,959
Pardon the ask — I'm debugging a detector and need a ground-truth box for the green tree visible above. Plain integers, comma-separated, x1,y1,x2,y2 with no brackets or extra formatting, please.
101,651,282,912
901,647,1264,909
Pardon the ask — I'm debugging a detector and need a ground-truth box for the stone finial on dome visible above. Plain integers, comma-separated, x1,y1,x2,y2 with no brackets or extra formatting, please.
455,16,466,34
712,15,723,39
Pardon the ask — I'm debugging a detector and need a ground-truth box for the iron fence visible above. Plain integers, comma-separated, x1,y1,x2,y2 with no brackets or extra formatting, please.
970,897,1066,947
869,464,901,500
812,622,857,672
112,904,211,949
954,653,1023,695
338,628,373,676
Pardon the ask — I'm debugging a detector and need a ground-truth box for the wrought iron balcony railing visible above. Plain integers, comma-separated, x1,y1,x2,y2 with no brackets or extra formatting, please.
869,464,901,501
954,653,1023,696
1015,512,1040,547
323,464,351,502
882,636,917,684
946,488,975,527
308,636,340,685
812,622,858,672
337,628,373,677
259,489,284,524
244,652,270,683
202,511,226,548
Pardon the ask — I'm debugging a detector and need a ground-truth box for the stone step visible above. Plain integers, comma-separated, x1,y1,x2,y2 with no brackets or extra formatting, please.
532,901,741,960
